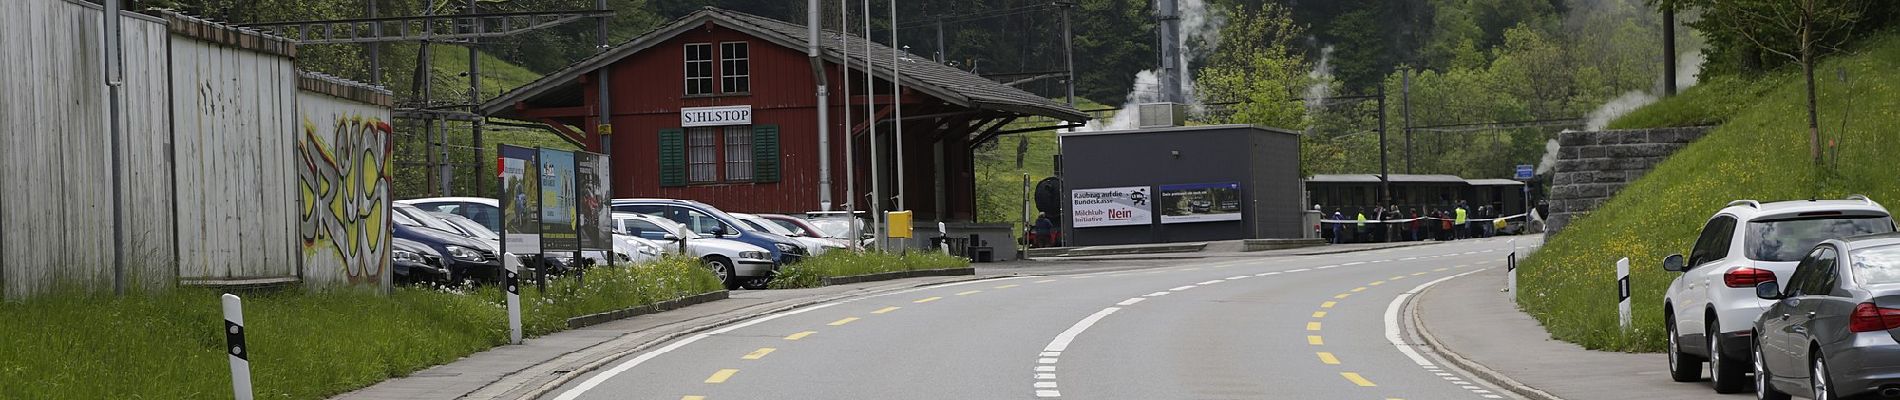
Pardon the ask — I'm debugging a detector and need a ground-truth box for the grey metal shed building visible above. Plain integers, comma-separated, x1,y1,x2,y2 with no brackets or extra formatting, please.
1059,124,1304,246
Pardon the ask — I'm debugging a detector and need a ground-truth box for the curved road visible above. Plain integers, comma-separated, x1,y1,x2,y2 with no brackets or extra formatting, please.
546,237,1540,400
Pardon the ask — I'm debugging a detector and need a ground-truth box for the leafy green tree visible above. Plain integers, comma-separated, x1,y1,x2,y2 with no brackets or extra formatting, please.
1682,0,1874,163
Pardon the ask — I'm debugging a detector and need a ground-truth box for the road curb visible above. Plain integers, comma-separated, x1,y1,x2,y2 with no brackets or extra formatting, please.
819,267,976,286
514,274,1007,399
565,291,731,330
1407,279,1565,400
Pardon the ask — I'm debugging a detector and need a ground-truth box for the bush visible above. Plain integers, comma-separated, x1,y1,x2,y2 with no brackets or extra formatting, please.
768,251,973,289
0,258,720,399
1520,33,1900,352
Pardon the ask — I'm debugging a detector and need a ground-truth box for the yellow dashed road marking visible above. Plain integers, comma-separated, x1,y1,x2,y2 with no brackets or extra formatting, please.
1317,352,1340,365
785,331,815,340
1306,322,1323,331
1369,281,1385,286
682,396,706,400
1034,279,1058,283
1412,272,1429,276
1312,311,1328,318
1183,267,1201,271
1433,268,1449,272
742,348,776,360
1308,335,1324,345
914,296,942,303
1389,276,1405,280
994,284,1020,289
956,290,982,296
1351,287,1367,292
1341,372,1376,387
828,317,860,326
705,369,739,383
1335,293,1352,299
1321,301,1337,308
872,307,901,314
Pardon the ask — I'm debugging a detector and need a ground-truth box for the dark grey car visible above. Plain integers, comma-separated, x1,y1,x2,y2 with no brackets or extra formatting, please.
1753,234,1900,400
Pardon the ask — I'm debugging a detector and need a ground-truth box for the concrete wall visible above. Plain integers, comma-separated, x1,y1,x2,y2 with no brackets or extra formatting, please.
295,72,395,290
1546,126,1712,235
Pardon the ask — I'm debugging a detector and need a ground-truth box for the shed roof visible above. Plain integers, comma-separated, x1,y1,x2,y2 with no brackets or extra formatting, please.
1465,178,1527,186
1305,174,1471,184
479,7,1087,122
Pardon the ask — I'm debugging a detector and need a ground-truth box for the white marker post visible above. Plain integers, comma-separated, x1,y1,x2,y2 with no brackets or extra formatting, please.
937,222,950,255
504,253,523,345
1506,238,1518,303
1616,257,1632,333
221,294,253,400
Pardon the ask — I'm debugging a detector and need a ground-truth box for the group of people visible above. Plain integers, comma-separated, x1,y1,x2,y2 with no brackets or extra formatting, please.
1320,200,1506,244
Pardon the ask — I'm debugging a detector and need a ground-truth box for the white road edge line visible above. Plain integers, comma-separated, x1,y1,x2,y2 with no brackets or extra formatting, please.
1384,268,1487,368
1117,298,1145,306
1044,307,1121,352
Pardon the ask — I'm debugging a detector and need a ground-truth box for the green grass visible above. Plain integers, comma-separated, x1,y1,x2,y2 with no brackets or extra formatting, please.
972,98,1111,237
767,251,974,289
0,258,720,399
1519,33,1900,352
1605,71,1794,130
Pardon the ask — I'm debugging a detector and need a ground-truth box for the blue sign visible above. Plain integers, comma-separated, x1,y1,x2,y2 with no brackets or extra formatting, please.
1514,164,1534,180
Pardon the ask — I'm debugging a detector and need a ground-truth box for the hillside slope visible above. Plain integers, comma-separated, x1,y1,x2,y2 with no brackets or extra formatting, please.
1519,33,1900,351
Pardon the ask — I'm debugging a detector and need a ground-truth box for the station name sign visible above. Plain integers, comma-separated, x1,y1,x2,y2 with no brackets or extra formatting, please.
680,105,753,127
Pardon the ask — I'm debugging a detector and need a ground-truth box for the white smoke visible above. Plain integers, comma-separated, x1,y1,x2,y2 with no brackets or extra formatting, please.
1536,138,1561,174
1676,49,1705,88
1581,47,1704,131
1304,46,1336,110
1072,0,1225,132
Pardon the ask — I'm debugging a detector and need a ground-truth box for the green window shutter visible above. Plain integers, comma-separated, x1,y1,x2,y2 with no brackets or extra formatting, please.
753,124,780,183
658,128,686,187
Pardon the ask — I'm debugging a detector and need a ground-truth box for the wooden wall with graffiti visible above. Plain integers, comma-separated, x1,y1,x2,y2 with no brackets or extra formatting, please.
295,73,394,290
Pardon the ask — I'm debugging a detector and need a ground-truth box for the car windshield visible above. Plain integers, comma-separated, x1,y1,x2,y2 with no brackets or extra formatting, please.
438,214,498,240
1746,216,1895,262
740,216,796,236
404,209,465,234
766,219,809,236
391,210,423,227
1853,244,1900,285
618,216,699,241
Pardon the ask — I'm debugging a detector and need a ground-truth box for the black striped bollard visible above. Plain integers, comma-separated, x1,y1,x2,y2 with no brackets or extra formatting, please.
1506,238,1518,303
505,253,522,345
1616,257,1632,332
222,293,253,400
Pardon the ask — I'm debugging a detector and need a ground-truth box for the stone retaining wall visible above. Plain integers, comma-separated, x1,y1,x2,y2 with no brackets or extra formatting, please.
1546,126,1713,235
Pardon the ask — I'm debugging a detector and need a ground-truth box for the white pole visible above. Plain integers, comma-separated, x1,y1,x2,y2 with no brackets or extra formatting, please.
1506,238,1518,302
221,294,254,400
504,253,523,344
864,0,883,251
891,0,906,251
938,222,950,255
840,0,859,250
810,1,832,213
1617,257,1632,332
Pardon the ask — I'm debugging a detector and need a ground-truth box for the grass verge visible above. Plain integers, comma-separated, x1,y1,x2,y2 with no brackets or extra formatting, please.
0,257,720,399
1605,71,1792,130
1520,33,1900,352
768,251,973,289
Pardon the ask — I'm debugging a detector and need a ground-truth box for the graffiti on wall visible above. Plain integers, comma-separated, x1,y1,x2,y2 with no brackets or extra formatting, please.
298,115,394,285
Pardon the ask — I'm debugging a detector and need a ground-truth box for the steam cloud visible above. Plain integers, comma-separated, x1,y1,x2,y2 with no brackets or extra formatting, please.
1074,0,1226,132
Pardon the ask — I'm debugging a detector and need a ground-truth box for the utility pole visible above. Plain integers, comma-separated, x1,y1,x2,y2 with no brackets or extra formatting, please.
891,2,905,215
1662,3,1678,96
1402,69,1412,174
469,0,484,196
1377,84,1389,206
1061,0,1075,107
105,0,127,295
841,0,860,248
935,18,945,63
864,0,883,250
595,0,612,179
367,0,380,86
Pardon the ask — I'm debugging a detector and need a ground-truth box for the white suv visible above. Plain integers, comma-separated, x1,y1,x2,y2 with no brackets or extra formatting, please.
1663,196,1895,393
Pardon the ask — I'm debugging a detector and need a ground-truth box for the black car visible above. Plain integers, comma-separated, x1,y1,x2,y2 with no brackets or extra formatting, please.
1753,233,1900,400
392,209,502,284
392,237,451,285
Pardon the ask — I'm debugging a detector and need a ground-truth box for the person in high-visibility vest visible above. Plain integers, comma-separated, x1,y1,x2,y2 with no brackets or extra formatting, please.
1453,202,1469,240
1354,209,1369,243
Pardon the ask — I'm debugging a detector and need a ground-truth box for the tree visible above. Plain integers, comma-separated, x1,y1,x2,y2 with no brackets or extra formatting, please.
1195,3,1308,128
1689,0,1870,163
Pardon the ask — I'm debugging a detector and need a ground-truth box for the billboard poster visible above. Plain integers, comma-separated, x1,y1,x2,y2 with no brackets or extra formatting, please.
538,148,579,252
498,145,541,253
575,152,613,251
1159,182,1243,224
1070,186,1153,228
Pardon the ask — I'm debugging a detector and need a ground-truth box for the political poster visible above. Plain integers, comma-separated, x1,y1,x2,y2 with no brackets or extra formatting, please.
575,151,613,251
538,148,579,252
1159,182,1243,224
498,145,541,253
1070,186,1153,228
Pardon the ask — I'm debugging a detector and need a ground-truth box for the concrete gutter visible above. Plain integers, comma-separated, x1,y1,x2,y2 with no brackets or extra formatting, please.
1407,277,1564,400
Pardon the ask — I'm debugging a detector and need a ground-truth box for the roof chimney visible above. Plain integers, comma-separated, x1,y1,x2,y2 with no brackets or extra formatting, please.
1155,0,1182,104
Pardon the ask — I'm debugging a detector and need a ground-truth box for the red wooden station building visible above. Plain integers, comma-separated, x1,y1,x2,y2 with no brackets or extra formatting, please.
481,7,1088,225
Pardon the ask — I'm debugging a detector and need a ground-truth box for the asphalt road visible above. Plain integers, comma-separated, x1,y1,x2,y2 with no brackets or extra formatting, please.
544,237,1539,400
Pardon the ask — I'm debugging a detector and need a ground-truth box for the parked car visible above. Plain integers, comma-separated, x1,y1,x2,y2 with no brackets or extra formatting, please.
1752,234,1900,400
612,212,775,290
390,205,504,285
392,237,451,285
1662,196,1896,393
731,213,845,255
803,211,875,248
426,210,659,266
758,213,856,250
610,199,807,268
398,196,503,233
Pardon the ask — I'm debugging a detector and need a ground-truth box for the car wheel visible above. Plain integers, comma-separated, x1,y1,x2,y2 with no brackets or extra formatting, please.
1755,336,1790,400
704,257,740,291
1813,352,1834,400
1711,320,1748,393
1668,315,1703,382
741,277,772,290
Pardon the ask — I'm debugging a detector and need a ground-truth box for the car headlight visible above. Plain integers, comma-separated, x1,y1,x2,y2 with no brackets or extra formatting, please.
394,249,424,264
445,245,483,262
774,243,800,254
738,251,770,260
638,244,661,256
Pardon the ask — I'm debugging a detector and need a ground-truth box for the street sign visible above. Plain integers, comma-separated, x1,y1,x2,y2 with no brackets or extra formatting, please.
1514,164,1534,180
